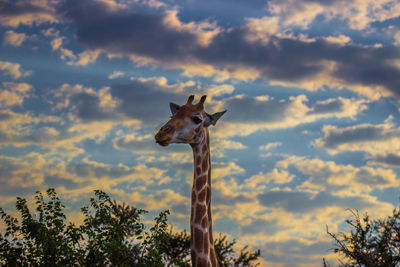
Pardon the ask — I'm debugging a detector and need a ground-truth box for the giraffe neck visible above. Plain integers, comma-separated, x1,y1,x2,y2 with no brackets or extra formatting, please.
190,128,220,267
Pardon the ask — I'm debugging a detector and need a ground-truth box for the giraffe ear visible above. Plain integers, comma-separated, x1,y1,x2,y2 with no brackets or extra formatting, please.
204,110,227,127
170,102,180,115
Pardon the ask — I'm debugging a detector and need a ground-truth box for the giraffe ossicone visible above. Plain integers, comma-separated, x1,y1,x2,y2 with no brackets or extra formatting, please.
155,95,226,267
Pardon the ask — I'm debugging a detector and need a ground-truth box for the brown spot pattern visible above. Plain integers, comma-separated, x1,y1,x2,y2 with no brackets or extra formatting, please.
210,249,217,267
196,175,206,190
202,158,208,171
198,188,206,202
203,236,210,257
192,191,197,205
196,156,202,166
202,143,207,154
208,222,214,242
194,228,204,253
197,257,207,267
191,134,219,266
195,204,206,223
201,217,208,229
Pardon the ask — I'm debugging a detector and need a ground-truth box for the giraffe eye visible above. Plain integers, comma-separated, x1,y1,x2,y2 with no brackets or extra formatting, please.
192,116,202,124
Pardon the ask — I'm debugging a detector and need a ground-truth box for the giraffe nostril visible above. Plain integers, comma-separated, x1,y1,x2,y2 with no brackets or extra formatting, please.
162,124,174,133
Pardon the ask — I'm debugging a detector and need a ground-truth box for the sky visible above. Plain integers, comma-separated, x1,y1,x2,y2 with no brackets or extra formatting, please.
1,0,400,266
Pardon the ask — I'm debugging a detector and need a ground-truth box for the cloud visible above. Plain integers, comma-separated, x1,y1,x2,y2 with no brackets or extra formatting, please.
0,82,32,107
212,94,368,137
58,0,400,97
0,153,57,189
68,158,169,185
257,190,370,213
245,168,294,189
0,61,31,79
0,151,176,212
368,153,400,168
3,30,27,46
113,132,157,154
50,36,63,50
0,0,58,27
0,124,60,147
259,239,333,266
109,79,189,124
40,27,100,66
0,99,131,150
52,83,125,122
259,142,282,151
315,122,400,154
244,16,281,44
222,95,307,124
277,156,399,195
210,138,247,158
207,159,396,266
67,49,101,66
60,0,204,61
306,97,368,116
266,0,400,30
108,71,125,79
212,161,245,180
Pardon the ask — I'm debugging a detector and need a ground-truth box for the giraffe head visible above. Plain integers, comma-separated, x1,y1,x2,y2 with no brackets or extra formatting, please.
155,95,226,146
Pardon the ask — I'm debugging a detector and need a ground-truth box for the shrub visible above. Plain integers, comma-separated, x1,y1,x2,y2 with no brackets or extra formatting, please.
0,188,260,266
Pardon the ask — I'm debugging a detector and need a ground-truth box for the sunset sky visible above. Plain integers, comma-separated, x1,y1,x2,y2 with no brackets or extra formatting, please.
1,0,400,266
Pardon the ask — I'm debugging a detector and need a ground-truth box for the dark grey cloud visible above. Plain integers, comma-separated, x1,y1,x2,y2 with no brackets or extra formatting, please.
214,191,253,206
44,174,86,189
170,202,190,217
221,95,360,123
261,239,332,266
110,80,186,124
196,30,328,80
0,156,23,180
0,110,12,120
69,92,121,122
307,98,344,115
318,124,394,149
0,126,60,145
53,80,187,124
333,46,400,96
58,1,400,97
70,161,132,179
113,135,155,153
222,95,296,123
257,190,369,213
113,133,190,155
356,168,393,185
0,0,50,16
368,153,400,168
60,0,198,62
0,0,56,25
240,218,283,235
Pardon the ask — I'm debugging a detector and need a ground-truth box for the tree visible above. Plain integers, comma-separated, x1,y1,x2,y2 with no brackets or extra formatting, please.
0,188,260,266
327,208,400,267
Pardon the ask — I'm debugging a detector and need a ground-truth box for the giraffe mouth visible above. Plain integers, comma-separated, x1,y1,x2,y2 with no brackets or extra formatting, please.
156,139,170,146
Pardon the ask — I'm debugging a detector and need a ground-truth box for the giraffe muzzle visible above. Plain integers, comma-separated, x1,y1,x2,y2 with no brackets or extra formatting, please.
155,131,171,146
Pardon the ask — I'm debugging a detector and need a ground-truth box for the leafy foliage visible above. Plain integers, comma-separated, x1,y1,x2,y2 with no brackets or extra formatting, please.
327,208,400,267
0,188,260,266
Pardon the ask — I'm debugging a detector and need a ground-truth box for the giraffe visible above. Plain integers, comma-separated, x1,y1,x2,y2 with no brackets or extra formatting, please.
155,95,226,267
